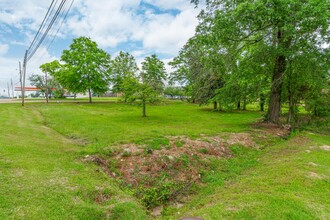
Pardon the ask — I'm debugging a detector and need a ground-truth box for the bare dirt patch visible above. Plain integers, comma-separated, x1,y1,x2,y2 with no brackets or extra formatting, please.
84,135,235,210
252,122,291,137
83,133,259,211
319,145,330,151
308,172,326,179
227,133,257,148
307,162,319,167
115,136,232,188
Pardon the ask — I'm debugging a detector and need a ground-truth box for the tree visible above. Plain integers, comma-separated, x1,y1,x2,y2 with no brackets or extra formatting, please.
125,54,167,117
29,74,64,100
169,37,225,108
29,74,50,98
60,37,111,103
191,0,330,123
110,51,139,100
282,47,330,122
39,60,65,101
164,86,184,99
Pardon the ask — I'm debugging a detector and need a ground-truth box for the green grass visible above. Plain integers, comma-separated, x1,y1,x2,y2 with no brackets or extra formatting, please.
169,133,330,220
0,101,329,219
37,101,260,149
0,103,147,219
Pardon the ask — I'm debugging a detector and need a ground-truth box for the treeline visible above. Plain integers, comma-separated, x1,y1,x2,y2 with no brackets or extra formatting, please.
33,0,329,122
170,0,329,124
31,37,166,117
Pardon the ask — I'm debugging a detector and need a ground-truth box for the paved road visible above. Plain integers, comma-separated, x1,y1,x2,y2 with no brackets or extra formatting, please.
0,99,18,103
0,99,48,104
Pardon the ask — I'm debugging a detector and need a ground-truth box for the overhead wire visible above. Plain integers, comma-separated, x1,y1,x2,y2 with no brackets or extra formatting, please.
29,0,74,65
46,0,74,52
27,0,68,61
27,0,56,53
28,0,58,64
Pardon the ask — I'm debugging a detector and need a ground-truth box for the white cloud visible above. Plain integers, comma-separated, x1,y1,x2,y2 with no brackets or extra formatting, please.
0,45,58,92
144,0,193,10
0,0,201,91
0,44,9,55
67,0,142,48
140,9,198,54
0,56,20,91
0,1,50,29
67,0,199,54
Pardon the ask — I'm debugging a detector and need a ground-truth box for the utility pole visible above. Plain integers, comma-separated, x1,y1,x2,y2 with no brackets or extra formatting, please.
45,71,48,103
7,83,10,98
11,78,14,98
19,62,23,101
22,50,28,106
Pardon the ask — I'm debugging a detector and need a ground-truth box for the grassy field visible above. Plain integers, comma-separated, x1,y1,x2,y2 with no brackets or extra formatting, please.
0,100,329,219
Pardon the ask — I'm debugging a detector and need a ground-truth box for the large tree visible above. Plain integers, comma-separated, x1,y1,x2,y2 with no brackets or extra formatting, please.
169,37,225,108
60,37,111,103
191,0,330,123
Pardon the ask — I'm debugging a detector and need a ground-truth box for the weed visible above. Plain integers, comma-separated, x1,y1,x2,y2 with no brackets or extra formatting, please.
147,137,170,150
122,150,132,157
175,140,185,147
135,181,185,208
198,148,209,154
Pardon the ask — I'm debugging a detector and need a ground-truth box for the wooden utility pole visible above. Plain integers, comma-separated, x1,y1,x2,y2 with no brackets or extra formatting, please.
11,78,14,98
22,50,28,106
7,83,10,98
19,61,23,99
45,71,49,103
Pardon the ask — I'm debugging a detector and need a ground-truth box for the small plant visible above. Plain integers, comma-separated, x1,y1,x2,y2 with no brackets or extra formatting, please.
200,137,211,143
198,148,209,154
122,150,132,157
179,154,190,167
135,182,185,208
147,137,170,150
165,145,172,150
99,147,119,157
145,148,153,155
175,140,184,148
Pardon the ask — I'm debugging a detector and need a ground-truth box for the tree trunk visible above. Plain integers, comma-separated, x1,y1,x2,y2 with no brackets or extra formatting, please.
237,101,241,110
260,93,265,111
243,96,247,110
142,102,146,117
213,101,217,110
287,93,293,124
88,88,92,103
266,30,287,124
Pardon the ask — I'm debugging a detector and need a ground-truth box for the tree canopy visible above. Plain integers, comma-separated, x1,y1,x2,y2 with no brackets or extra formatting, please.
172,0,330,123
60,36,111,103
110,51,139,100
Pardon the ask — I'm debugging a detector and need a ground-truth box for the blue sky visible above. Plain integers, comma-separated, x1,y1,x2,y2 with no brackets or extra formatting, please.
0,0,201,95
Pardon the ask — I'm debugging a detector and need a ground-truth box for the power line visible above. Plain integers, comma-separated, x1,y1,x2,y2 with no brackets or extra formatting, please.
29,0,74,65
46,0,74,52
27,0,68,61
20,0,74,106
27,0,56,52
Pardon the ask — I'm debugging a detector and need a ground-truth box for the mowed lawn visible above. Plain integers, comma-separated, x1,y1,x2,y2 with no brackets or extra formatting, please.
0,100,329,219
37,101,260,148
0,102,148,219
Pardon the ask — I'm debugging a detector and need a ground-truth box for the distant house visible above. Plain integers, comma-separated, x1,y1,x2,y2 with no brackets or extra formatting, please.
14,86,41,98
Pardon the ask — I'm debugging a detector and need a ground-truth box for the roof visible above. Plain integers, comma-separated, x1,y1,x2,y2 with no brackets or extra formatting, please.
15,87,41,91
